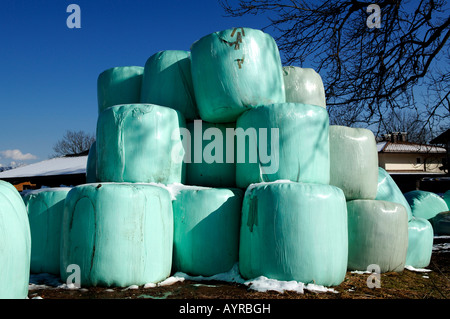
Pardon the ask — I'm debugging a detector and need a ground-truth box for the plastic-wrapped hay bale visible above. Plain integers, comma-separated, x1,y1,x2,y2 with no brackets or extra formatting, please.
376,167,413,221
430,211,450,235
185,121,236,187
97,66,144,114
172,186,243,276
191,27,285,123
23,187,71,275
141,50,198,120
404,190,449,220
443,190,450,210
60,183,173,287
0,180,31,299
239,182,348,286
96,104,186,184
406,217,433,268
282,66,326,108
235,103,329,189
347,200,408,273
86,142,97,183
329,125,378,201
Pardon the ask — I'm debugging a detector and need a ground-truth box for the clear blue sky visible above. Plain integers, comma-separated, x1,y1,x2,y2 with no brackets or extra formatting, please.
0,0,269,167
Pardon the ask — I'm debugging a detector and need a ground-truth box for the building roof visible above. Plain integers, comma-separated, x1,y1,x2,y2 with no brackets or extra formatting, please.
377,141,446,154
0,155,87,179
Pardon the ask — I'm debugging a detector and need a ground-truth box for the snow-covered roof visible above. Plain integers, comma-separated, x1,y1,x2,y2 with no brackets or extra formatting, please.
0,156,87,179
377,141,446,154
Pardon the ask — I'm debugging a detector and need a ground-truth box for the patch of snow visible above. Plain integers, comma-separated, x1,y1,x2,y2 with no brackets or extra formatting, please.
405,265,432,273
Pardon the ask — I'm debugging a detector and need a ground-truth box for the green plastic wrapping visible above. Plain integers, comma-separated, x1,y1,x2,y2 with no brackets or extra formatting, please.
347,200,408,273
329,125,378,201
282,66,326,108
185,121,236,187
96,104,186,184
0,181,31,299
140,50,198,120
86,142,97,183
190,27,285,123
239,182,348,286
430,211,450,235
97,66,144,114
444,190,450,209
172,186,243,276
23,188,71,275
406,217,433,268
235,103,330,189
376,167,413,221
60,183,173,287
404,190,449,220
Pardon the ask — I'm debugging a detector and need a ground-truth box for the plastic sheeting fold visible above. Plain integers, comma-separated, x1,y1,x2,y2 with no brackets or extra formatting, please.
172,187,243,276
96,104,186,184
404,190,449,220
235,103,330,189
0,181,31,299
239,182,348,286
86,142,97,183
282,66,326,108
190,27,285,123
60,183,173,287
329,125,378,201
347,200,408,273
406,217,433,268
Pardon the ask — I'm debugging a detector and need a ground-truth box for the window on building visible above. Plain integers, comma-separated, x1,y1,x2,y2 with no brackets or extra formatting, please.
416,158,421,164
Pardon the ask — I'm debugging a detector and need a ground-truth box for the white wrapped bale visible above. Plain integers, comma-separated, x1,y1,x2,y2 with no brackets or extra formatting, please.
0,181,31,299
172,186,243,276
239,182,348,286
329,125,378,201
190,27,285,123
404,190,449,220
60,183,173,287
347,200,408,273
406,217,433,268
23,187,71,275
282,66,326,108
235,103,330,189
96,104,186,184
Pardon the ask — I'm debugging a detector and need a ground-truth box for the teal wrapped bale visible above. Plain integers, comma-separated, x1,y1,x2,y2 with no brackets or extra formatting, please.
185,121,236,187
376,167,413,221
97,66,144,114
0,181,31,299
190,27,285,123
282,66,326,108
96,104,186,184
329,126,378,201
404,190,449,220
172,186,243,276
60,183,173,287
86,142,97,183
23,187,71,275
347,200,408,273
239,182,348,286
235,103,329,189
141,50,198,120
444,190,450,208
430,211,450,235
406,218,433,268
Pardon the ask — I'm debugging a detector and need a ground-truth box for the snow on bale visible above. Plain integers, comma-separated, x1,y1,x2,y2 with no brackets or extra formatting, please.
190,27,285,123
97,66,144,114
140,50,198,121
23,187,71,275
406,217,433,268
239,181,348,286
185,121,237,187
347,200,408,273
60,183,173,287
0,180,31,299
430,211,450,235
172,186,243,276
282,66,326,108
375,167,413,221
403,190,449,220
86,142,97,183
235,103,329,189
96,103,186,184
329,125,378,201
